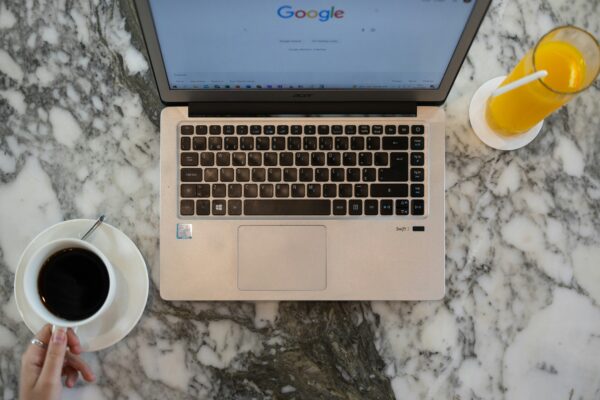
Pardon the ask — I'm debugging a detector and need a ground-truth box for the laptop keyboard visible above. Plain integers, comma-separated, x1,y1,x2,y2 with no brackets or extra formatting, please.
178,121,426,217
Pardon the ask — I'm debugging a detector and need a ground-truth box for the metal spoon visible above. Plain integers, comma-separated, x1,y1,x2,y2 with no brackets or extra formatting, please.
81,215,105,241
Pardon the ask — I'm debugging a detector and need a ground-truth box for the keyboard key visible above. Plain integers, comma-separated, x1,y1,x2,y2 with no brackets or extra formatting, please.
181,137,191,150
280,152,294,166
200,152,214,166
212,200,226,215
228,184,242,197
291,184,305,197
283,168,297,182
299,168,313,182
319,137,333,150
236,125,248,135
181,184,196,198
399,125,409,134
374,152,388,166
193,137,207,150
268,168,281,182
327,152,341,166
379,168,408,182
248,152,262,166
359,125,370,135
344,125,356,135
304,125,316,135
311,152,325,166
362,168,376,182
272,137,286,150
411,168,424,182
411,136,425,150
224,137,238,150
335,137,349,150
244,184,258,197
288,137,301,150
411,199,425,215
315,168,329,182
223,125,235,135
209,125,221,135
303,137,317,150
412,125,424,134
354,184,368,197
323,184,336,198
331,125,343,135
411,152,425,166
204,168,218,182
181,125,194,135
371,184,408,197
333,200,347,215
264,152,278,166
396,199,409,215
307,183,321,197
367,137,380,150
181,168,202,182
349,200,362,215
244,200,330,215
232,152,246,166
196,200,210,215
196,125,208,135
380,200,393,215
346,168,360,182
209,137,222,150
277,125,289,135
339,184,352,197
256,137,269,150
318,125,329,135
252,168,266,182
212,184,226,197
276,183,289,197
391,152,409,168
295,152,309,166
220,168,234,182
181,152,198,166
260,184,274,198
291,125,302,135
250,125,262,135
372,125,383,135
216,152,230,166
196,184,210,198
228,200,242,215
351,137,365,150
358,152,372,166
411,184,424,197
240,137,254,150
264,125,275,135
365,200,378,215
385,125,396,135
331,168,344,182
236,168,250,182
343,153,356,166
383,137,408,150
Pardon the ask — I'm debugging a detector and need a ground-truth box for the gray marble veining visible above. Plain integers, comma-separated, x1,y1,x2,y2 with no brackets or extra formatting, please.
0,0,599,399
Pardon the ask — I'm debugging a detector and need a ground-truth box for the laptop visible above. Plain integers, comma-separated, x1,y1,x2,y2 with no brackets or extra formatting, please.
135,0,491,300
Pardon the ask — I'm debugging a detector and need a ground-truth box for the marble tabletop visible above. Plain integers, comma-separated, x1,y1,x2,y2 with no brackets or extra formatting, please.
1,0,599,399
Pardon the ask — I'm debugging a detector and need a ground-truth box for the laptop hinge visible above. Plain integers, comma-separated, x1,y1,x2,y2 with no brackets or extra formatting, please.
188,102,417,117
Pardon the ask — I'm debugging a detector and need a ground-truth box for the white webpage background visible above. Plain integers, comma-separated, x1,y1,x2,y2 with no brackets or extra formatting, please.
149,0,476,89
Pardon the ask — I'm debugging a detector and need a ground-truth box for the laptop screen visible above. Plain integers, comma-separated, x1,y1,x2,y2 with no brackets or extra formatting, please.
148,0,476,91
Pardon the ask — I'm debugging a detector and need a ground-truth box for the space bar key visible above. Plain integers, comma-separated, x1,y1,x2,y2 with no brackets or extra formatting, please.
244,200,331,215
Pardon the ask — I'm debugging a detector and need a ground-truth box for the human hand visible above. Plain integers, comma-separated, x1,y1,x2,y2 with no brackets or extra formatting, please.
20,324,96,400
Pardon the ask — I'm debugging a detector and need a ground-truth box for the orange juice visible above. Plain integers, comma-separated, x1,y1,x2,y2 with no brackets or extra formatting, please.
486,41,587,135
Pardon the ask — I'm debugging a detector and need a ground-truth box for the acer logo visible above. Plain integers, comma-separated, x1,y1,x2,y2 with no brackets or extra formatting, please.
292,93,313,98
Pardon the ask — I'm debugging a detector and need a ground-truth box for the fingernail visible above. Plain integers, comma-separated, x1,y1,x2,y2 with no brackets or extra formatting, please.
52,328,66,344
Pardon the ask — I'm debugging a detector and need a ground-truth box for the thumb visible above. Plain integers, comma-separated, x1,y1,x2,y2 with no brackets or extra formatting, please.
38,327,67,384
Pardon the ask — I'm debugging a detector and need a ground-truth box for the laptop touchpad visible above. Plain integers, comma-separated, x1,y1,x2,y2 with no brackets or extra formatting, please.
238,225,327,291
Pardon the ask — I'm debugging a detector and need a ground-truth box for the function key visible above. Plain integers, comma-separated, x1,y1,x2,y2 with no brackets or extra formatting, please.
304,125,316,135
411,152,425,166
264,125,275,135
250,125,262,135
277,125,289,135
180,200,195,215
318,125,330,135
385,125,396,135
411,136,425,150
291,125,302,135
396,199,409,215
365,200,378,215
411,168,424,182
331,125,343,135
398,125,409,134
411,199,425,215
236,125,249,135
372,125,383,135
359,125,370,135
180,125,194,135
223,125,235,135
209,125,221,135
344,125,356,135
411,125,424,134
196,125,208,135
181,136,191,150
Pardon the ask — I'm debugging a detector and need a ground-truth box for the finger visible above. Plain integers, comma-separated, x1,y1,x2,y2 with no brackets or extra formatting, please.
23,324,52,366
65,352,96,382
63,366,79,388
38,327,68,384
66,329,82,355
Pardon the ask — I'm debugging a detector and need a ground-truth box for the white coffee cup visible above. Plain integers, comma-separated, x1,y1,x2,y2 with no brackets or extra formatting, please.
23,238,116,330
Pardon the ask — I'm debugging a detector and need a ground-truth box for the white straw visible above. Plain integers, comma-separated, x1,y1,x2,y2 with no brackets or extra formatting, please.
491,70,548,97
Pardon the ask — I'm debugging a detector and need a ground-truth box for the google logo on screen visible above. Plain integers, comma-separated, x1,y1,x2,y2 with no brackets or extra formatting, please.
277,5,345,22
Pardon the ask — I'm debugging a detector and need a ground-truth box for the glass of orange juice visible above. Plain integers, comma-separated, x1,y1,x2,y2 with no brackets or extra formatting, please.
486,26,599,136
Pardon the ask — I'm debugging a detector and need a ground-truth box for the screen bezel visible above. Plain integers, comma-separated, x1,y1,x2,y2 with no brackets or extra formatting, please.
134,0,491,106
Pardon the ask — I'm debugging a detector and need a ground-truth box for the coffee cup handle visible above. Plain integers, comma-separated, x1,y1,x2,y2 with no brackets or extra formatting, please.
51,324,78,334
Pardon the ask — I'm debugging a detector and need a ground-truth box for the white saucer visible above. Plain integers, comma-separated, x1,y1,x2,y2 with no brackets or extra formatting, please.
14,219,149,352
469,76,544,150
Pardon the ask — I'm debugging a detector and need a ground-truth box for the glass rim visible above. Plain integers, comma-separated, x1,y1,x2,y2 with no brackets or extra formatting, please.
533,25,600,95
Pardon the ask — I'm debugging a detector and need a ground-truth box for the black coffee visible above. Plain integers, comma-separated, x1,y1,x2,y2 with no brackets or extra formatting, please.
37,248,110,321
